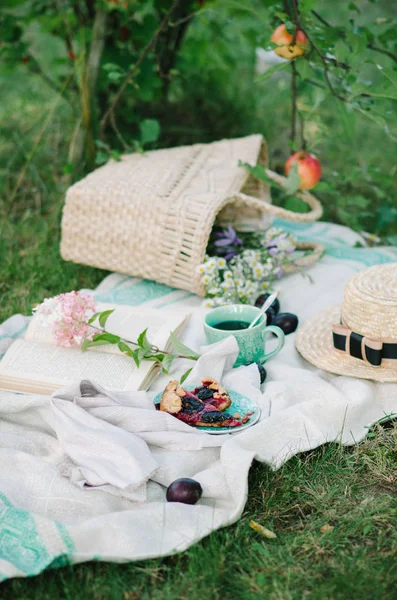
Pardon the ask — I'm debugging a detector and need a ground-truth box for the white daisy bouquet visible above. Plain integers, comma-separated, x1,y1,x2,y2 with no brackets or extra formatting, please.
197,226,298,307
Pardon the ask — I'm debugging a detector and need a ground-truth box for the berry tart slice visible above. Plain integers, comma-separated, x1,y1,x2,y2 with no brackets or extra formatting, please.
160,378,251,428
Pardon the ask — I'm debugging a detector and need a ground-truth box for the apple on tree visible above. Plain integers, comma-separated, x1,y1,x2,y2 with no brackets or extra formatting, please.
271,24,307,60
285,152,322,190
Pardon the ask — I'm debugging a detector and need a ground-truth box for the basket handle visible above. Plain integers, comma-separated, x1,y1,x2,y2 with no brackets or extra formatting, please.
283,240,325,273
236,168,323,223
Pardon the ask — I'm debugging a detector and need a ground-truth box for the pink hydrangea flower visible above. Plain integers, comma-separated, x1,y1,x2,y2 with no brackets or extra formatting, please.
34,291,97,347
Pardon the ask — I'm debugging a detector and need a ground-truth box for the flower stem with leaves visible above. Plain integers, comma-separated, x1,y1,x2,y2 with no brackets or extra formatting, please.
83,309,199,377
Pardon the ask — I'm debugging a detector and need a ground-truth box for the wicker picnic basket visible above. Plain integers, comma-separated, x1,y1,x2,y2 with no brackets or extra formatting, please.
61,134,324,295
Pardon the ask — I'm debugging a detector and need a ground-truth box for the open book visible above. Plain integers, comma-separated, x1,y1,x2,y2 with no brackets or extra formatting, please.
0,303,190,395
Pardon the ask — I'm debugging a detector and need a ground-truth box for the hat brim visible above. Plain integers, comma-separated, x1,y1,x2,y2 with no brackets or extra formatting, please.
295,305,397,383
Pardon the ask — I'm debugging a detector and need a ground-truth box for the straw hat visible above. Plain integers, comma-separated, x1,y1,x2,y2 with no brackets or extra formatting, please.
296,263,397,382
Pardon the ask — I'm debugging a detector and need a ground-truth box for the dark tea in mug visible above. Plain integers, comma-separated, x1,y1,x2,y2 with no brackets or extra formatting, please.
213,320,251,331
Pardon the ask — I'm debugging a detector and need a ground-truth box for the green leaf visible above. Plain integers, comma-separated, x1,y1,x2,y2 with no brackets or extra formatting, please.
161,353,177,374
88,312,101,325
377,65,397,90
238,161,281,189
180,368,193,385
107,71,123,83
145,353,165,362
284,195,309,213
103,62,123,72
333,40,350,63
118,341,134,357
139,119,160,145
255,61,290,83
346,195,370,209
95,151,109,165
284,161,301,195
346,32,367,57
110,150,122,161
81,336,118,351
98,309,115,328
299,0,317,11
169,331,200,360
90,332,120,345
81,338,105,351
295,58,313,80
95,140,109,150
376,205,397,232
131,348,141,367
137,347,150,361
137,328,152,351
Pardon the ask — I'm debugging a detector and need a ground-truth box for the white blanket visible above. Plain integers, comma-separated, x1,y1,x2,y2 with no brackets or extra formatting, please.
0,219,396,581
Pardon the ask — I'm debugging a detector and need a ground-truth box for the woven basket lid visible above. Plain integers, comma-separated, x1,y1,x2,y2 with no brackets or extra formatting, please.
296,263,397,382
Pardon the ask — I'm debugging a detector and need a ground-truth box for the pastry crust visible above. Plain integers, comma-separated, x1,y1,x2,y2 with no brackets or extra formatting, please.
160,380,185,414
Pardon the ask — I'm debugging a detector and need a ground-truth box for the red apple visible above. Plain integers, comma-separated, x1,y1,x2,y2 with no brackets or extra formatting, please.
271,24,308,59
285,152,322,190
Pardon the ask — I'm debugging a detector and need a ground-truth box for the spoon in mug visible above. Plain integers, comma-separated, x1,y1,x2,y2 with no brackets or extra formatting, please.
248,292,279,330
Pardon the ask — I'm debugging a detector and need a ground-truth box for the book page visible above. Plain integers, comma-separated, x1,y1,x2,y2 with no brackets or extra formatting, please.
0,339,153,391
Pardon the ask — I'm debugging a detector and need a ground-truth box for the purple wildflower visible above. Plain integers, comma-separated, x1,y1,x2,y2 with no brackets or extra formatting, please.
211,226,243,260
264,232,287,249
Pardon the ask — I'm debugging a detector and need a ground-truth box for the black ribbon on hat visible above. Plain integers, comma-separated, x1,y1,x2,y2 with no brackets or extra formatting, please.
332,323,397,367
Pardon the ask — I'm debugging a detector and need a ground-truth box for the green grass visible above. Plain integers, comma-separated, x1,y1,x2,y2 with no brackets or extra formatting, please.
0,74,106,323
0,202,106,323
2,427,397,599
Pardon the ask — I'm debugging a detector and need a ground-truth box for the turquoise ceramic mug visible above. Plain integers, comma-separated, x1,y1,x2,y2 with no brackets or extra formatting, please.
204,304,285,367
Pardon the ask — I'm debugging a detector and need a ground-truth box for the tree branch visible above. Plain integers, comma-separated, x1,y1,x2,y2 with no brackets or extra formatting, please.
290,61,297,145
110,110,130,150
69,7,107,169
100,0,181,140
86,8,107,95
288,3,349,106
299,111,307,150
291,0,299,44
299,26,349,102
367,43,397,63
311,10,332,28
304,78,326,90
155,2,193,96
